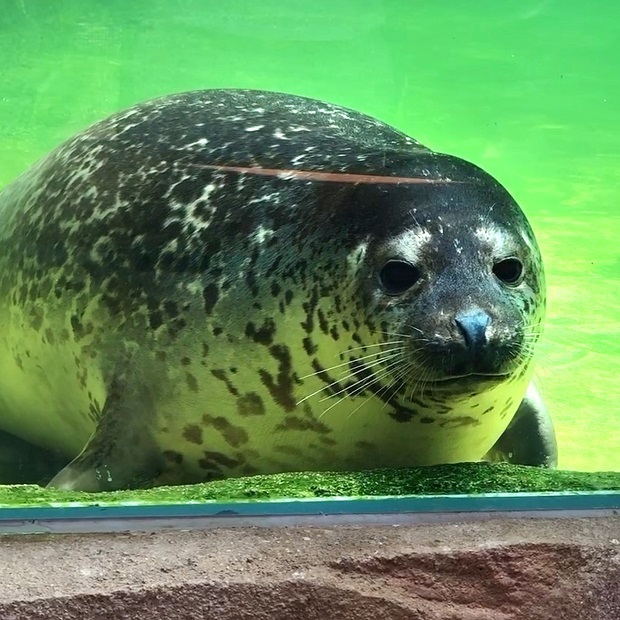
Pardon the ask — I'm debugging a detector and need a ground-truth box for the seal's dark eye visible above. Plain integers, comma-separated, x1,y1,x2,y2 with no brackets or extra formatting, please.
493,258,523,285
379,260,421,295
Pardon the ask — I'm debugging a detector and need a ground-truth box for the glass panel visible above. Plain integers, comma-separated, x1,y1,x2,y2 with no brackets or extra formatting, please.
0,1,617,504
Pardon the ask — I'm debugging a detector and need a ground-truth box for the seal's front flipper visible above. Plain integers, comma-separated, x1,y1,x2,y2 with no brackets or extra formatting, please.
47,375,163,492
485,382,558,468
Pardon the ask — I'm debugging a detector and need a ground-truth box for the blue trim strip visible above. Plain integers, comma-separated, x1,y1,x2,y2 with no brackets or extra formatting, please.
0,491,618,521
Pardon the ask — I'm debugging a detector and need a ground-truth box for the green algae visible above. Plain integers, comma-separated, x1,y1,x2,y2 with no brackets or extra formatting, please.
0,462,618,508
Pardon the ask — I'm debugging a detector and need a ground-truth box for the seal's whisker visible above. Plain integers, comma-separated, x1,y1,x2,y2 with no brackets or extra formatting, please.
522,322,545,333
387,358,417,404
299,350,403,406
521,323,544,334
339,354,406,395
525,337,543,344
522,331,543,340
509,346,535,369
341,340,405,355
298,347,403,380
514,340,537,357
522,333,543,342
381,328,424,338
410,367,429,401
410,364,436,401
359,353,420,413
319,362,400,419
403,358,434,402
329,350,403,381
378,360,413,410
342,364,406,420
392,353,426,397
525,318,545,327
343,393,376,420
317,355,403,404
519,343,538,356
405,326,425,336
523,320,545,328
296,378,349,406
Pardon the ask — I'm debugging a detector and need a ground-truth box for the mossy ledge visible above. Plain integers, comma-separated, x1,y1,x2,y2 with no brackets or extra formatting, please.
0,462,618,507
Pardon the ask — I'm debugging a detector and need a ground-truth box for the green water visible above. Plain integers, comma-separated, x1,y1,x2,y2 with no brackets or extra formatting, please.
0,0,618,474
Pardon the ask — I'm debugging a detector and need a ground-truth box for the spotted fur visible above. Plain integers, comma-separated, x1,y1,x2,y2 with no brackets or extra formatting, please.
0,90,552,491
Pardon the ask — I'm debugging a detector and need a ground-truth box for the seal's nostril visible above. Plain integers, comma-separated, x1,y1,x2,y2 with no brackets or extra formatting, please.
455,310,491,350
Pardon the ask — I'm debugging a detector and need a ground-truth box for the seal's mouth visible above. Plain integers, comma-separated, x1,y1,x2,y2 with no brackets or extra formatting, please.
432,372,510,387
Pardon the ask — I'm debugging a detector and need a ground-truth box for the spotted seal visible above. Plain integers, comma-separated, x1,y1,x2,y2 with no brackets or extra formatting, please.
0,89,557,491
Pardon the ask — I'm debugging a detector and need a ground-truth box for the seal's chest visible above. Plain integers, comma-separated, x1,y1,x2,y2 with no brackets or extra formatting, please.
155,362,523,480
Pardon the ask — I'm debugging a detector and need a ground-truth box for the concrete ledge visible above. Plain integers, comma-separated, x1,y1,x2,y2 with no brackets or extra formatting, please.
1,516,618,619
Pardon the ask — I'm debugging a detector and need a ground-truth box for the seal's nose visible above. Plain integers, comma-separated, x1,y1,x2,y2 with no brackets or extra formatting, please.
455,310,491,351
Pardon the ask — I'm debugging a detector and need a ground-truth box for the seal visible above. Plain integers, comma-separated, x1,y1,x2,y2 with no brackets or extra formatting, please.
0,89,557,491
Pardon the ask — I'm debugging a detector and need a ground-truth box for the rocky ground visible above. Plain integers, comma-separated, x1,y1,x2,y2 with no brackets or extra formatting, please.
1,516,618,619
